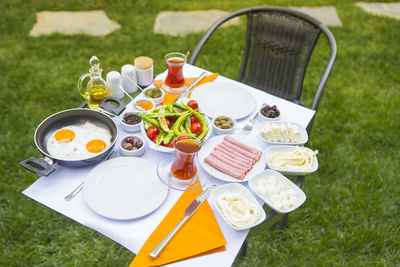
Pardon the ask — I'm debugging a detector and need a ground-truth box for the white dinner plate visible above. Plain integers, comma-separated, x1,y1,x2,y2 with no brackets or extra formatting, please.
83,157,169,220
198,135,267,183
141,116,212,153
191,81,257,119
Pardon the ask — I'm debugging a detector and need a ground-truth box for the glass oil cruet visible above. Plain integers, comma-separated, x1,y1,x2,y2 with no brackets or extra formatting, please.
77,56,110,109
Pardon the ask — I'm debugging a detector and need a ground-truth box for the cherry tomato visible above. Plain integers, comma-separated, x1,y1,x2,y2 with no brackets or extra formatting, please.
187,100,199,110
166,118,172,128
191,122,202,135
176,135,190,142
163,141,174,148
169,117,178,122
153,134,159,144
190,115,199,124
147,126,159,139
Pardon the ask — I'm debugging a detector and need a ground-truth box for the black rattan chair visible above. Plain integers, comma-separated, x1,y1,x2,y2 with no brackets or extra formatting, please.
190,6,337,134
190,6,337,257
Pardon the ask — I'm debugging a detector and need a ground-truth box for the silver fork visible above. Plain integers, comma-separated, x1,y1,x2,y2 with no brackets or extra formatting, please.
243,112,259,130
243,103,267,130
64,151,117,201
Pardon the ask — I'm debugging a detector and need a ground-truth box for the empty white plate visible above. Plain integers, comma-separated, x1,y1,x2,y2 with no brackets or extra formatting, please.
83,157,169,220
191,81,257,119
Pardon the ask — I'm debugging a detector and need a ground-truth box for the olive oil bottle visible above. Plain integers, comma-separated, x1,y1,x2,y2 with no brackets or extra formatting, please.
78,56,110,109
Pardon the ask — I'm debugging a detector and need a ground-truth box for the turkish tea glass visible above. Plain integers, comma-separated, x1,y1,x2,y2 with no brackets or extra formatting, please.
163,52,186,93
170,139,200,185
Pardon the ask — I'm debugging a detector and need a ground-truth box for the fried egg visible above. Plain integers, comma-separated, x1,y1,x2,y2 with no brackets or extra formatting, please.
47,122,112,160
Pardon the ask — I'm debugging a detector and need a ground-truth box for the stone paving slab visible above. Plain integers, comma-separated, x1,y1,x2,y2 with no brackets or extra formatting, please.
29,10,121,37
290,6,342,26
154,7,341,36
355,2,400,20
154,10,239,36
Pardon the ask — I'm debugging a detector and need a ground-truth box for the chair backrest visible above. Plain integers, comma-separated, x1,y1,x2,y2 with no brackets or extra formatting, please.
190,6,337,122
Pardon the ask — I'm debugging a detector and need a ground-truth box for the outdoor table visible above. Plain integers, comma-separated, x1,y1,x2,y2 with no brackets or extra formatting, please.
22,64,315,267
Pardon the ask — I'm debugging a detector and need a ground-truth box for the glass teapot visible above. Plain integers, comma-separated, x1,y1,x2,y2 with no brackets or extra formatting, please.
77,56,110,109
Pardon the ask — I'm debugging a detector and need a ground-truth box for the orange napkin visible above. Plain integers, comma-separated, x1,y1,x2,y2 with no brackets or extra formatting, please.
154,73,219,105
130,181,226,267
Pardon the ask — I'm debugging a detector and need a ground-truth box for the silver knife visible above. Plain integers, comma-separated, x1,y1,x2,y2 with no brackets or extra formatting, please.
176,71,208,101
149,185,216,258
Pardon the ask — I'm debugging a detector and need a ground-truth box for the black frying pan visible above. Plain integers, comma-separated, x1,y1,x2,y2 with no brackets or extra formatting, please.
20,108,118,176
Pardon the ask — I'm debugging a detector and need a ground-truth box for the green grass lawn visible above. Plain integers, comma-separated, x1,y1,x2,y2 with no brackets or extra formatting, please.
1,0,400,266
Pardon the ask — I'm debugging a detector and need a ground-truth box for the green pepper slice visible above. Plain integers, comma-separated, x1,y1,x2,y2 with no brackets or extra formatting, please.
158,108,172,133
139,113,161,129
182,103,209,140
156,132,165,145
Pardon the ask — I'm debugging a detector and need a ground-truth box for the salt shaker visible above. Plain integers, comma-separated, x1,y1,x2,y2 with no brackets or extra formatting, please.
106,71,124,99
121,64,138,93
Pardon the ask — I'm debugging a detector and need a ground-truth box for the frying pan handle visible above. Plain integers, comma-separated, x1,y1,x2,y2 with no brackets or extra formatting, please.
20,157,56,176
99,97,125,115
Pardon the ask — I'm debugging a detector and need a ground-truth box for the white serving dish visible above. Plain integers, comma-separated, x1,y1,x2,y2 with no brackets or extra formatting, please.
119,135,145,157
198,135,266,183
140,115,212,153
210,183,266,231
248,169,306,213
212,115,236,135
191,81,257,119
257,121,308,145
265,145,318,175
142,87,165,105
119,111,142,132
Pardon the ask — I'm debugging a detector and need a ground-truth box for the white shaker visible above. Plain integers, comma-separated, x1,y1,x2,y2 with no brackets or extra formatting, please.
106,71,124,99
121,64,138,93
134,56,154,87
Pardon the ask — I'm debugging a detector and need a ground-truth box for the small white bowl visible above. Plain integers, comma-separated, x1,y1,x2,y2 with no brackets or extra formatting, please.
143,87,165,105
120,111,142,132
265,145,318,175
132,98,155,113
210,183,266,231
259,105,280,121
119,135,145,156
248,169,306,213
212,115,236,135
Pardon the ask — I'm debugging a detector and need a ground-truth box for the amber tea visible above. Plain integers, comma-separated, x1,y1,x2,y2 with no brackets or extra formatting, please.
170,139,200,181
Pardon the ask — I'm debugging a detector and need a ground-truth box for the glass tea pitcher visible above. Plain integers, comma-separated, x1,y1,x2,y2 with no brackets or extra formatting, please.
77,56,110,109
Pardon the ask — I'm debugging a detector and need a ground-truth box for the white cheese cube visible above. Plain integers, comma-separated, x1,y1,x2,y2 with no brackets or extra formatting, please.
289,195,298,206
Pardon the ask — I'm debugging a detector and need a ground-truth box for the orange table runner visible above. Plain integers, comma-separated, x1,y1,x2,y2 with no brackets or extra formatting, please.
130,181,226,266
154,73,219,105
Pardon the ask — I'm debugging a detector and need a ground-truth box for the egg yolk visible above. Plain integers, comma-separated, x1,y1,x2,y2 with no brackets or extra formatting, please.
86,139,107,153
55,129,76,143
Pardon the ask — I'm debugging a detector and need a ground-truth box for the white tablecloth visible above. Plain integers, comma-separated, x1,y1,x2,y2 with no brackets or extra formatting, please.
22,64,315,267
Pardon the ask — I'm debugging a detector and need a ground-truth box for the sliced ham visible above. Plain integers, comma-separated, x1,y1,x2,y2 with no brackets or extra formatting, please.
204,154,246,180
210,150,252,170
214,145,256,164
204,136,263,180
220,140,260,161
224,135,263,158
